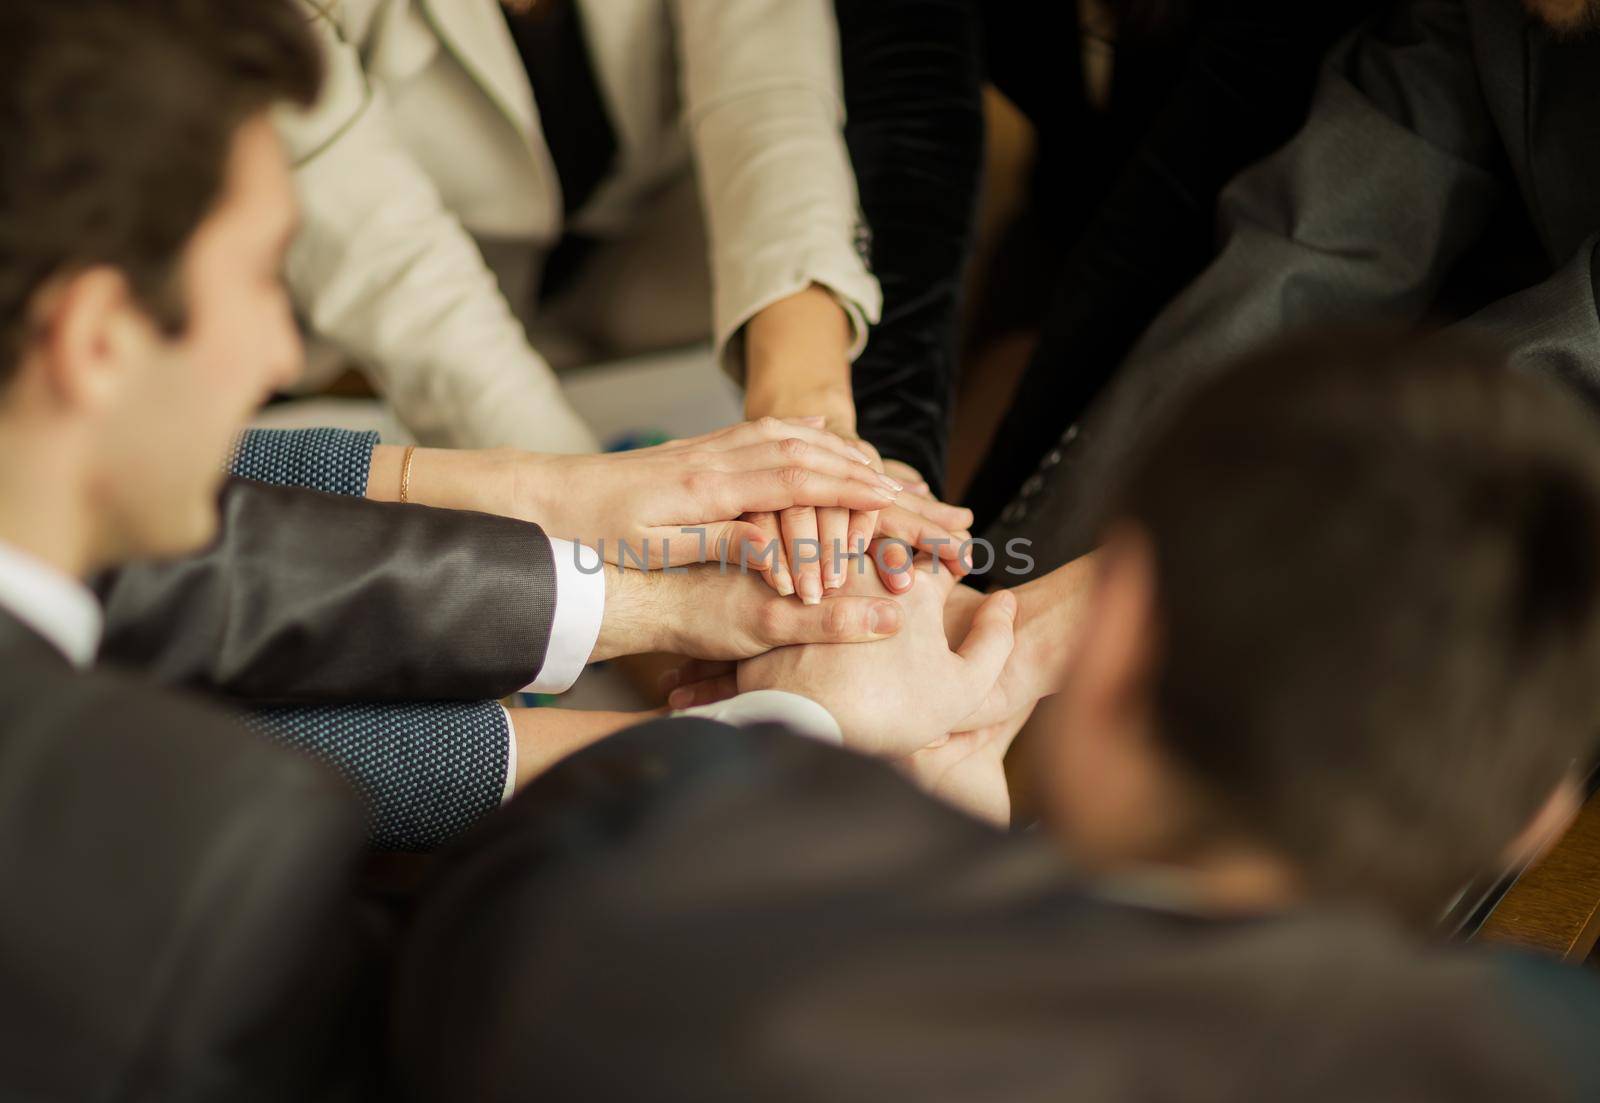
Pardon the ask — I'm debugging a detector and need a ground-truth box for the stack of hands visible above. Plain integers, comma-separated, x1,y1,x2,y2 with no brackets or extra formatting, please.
384,415,1090,825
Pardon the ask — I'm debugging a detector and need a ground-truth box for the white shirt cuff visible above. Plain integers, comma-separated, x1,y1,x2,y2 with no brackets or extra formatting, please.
498,703,517,805
524,539,605,694
673,689,842,745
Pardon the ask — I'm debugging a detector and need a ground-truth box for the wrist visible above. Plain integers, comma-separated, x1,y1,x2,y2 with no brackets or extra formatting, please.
591,566,666,662
745,380,856,434
1012,556,1098,698
368,444,526,518
507,707,661,791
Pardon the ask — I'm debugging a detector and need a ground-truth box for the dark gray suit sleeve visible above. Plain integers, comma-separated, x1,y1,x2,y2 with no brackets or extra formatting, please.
1457,235,1600,401
96,478,557,703
1007,0,1511,567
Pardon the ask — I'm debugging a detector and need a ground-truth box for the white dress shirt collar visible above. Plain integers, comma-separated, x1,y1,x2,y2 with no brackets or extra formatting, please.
0,539,102,668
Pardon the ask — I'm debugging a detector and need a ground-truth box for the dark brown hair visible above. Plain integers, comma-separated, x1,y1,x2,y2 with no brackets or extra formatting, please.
1114,330,1600,923
0,0,322,380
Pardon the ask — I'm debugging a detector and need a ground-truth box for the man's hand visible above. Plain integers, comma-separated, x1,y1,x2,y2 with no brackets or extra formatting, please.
895,703,1036,827
733,562,1018,758
591,562,906,663
939,554,1099,730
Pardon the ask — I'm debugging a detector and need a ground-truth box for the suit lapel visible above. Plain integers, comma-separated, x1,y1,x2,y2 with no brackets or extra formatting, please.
0,606,74,670
418,0,539,143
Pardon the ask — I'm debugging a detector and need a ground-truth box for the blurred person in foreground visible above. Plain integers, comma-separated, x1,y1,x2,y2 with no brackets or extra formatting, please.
396,331,1600,1103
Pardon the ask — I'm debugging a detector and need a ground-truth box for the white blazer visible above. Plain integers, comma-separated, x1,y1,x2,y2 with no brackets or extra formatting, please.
277,0,882,452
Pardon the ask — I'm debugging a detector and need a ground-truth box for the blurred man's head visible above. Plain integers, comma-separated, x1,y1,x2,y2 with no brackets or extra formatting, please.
1047,332,1600,924
0,0,319,571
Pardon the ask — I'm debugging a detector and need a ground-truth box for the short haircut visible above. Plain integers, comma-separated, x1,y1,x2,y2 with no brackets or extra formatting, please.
1113,330,1600,923
0,0,322,381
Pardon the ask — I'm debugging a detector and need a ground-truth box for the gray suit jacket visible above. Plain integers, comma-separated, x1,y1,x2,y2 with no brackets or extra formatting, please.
0,608,377,1101
393,722,1600,1102
992,0,1600,573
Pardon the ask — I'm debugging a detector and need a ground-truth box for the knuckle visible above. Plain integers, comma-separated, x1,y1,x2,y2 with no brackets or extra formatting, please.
755,599,788,641
777,436,808,461
777,465,810,490
682,469,721,498
755,416,784,438
822,600,856,639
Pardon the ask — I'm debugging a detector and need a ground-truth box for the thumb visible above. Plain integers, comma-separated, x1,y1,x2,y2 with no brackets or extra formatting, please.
654,520,769,566
757,595,903,647
954,589,1017,691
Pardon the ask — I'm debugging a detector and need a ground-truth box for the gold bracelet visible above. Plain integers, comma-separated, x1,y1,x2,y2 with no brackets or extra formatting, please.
399,445,416,504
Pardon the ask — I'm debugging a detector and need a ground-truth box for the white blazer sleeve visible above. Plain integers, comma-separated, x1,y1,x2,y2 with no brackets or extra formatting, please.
671,0,884,381
274,6,598,454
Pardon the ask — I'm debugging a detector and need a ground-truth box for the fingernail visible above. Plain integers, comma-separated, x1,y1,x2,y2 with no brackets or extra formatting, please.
668,688,693,709
891,571,913,592
799,575,822,605
870,601,902,634
774,568,794,597
878,474,904,493
851,449,875,465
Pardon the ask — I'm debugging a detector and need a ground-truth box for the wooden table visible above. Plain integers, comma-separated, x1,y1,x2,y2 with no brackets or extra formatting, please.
1475,786,1600,964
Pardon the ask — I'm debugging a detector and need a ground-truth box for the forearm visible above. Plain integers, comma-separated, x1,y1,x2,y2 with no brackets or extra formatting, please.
1007,558,1096,698
743,285,856,428
508,707,661,791
367,444,522,516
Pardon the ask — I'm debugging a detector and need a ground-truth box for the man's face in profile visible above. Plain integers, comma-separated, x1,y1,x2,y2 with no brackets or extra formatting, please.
1522,0,1600,32
91,113,304,561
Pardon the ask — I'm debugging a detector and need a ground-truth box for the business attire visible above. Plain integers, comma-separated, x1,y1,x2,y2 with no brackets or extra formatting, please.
962,0,1381,528
278,0,881,453
985,0,1600,575
103,427,835,849
0,547,377,1101
0,514,837,1097
98,429,602,848
836,0,984,495
394,721,1600,1103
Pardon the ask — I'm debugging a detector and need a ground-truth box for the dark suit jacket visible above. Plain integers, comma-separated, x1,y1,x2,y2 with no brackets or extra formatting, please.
96,477,557,704
990,0,1600,573
392,722,1600,1103
0,608,378,1101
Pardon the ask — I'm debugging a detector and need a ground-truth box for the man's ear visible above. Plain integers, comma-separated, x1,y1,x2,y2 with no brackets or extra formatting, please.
1502,776,1584,870
29,266,145,411
1073,521,1161,727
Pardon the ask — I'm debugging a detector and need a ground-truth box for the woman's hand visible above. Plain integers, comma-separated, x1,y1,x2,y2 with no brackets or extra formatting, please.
512,419,902,568
741,286,975,599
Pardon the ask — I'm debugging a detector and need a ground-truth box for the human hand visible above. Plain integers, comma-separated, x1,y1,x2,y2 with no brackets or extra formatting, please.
732,562,1018,758
591,561,906,664
895,702,1036,827
939,553,1100,730
507,418,900,568
741,441,976,603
